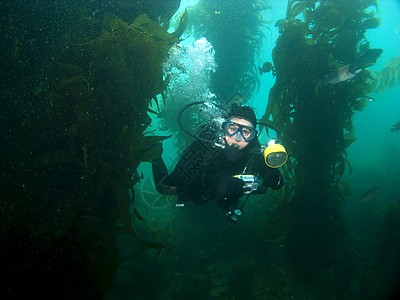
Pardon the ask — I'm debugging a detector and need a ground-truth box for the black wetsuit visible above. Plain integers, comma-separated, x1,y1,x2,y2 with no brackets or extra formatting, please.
152,127,283,211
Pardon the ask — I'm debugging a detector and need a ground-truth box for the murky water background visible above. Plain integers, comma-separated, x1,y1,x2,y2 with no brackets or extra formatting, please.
1,1,399,299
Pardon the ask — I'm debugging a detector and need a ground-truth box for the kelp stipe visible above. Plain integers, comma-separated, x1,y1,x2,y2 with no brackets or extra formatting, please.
188,0,269,101
261,0,382,291
1,9,185,297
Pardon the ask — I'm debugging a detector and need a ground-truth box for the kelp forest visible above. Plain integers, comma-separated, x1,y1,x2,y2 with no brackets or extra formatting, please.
1,0,183,297
188,0,268,100
1,0,400,299
262,0,382,285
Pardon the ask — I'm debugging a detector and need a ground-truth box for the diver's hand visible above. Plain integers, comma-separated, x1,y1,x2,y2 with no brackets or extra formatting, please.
202,175,245,198
222,177,245,198
263,171,284,190
253,185,267,194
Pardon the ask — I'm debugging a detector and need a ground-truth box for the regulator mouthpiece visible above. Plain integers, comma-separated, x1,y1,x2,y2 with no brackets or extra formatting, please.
263,140,288,168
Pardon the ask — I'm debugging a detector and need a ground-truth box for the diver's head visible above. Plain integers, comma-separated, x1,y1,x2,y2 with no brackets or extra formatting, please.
226,104,257,128
223,118,256,149
222,105,258,150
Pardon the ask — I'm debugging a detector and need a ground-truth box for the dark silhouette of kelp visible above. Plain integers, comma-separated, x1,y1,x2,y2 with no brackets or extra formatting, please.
189,0,269,101
376,198,400,299
260,0,382,292
0,1,184,298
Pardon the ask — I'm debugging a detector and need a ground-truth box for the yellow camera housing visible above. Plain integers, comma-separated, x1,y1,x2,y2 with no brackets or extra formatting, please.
263,141,288,168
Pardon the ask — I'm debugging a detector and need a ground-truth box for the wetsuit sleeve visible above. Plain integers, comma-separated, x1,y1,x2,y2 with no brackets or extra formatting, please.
153,125,220,196
153,136,217,195
262,168,283,190
170,138,213,189
256,154,284,191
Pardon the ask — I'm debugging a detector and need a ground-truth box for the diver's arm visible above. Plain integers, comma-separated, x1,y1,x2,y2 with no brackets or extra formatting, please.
249,153,283,192
202,173,245,198
262,168,284,190
251,171,283,194
155,138,211,194
255,154,284,192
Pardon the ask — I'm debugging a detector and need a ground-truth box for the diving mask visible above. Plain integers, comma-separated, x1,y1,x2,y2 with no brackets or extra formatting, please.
262,140,288,168
222,121,257,141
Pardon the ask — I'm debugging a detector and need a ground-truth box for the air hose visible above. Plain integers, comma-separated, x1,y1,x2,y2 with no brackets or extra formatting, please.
177,101,226,146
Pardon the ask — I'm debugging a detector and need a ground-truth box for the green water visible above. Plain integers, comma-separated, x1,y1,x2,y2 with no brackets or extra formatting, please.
1,1,399,299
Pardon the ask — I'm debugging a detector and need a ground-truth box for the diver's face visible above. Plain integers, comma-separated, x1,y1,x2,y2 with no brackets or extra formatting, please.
223,118,253,149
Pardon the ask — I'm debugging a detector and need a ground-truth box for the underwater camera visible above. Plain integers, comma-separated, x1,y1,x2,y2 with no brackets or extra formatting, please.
234,174,258,194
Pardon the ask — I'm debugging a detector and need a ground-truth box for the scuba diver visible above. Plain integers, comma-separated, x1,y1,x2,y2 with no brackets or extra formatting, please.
151,101,287,223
